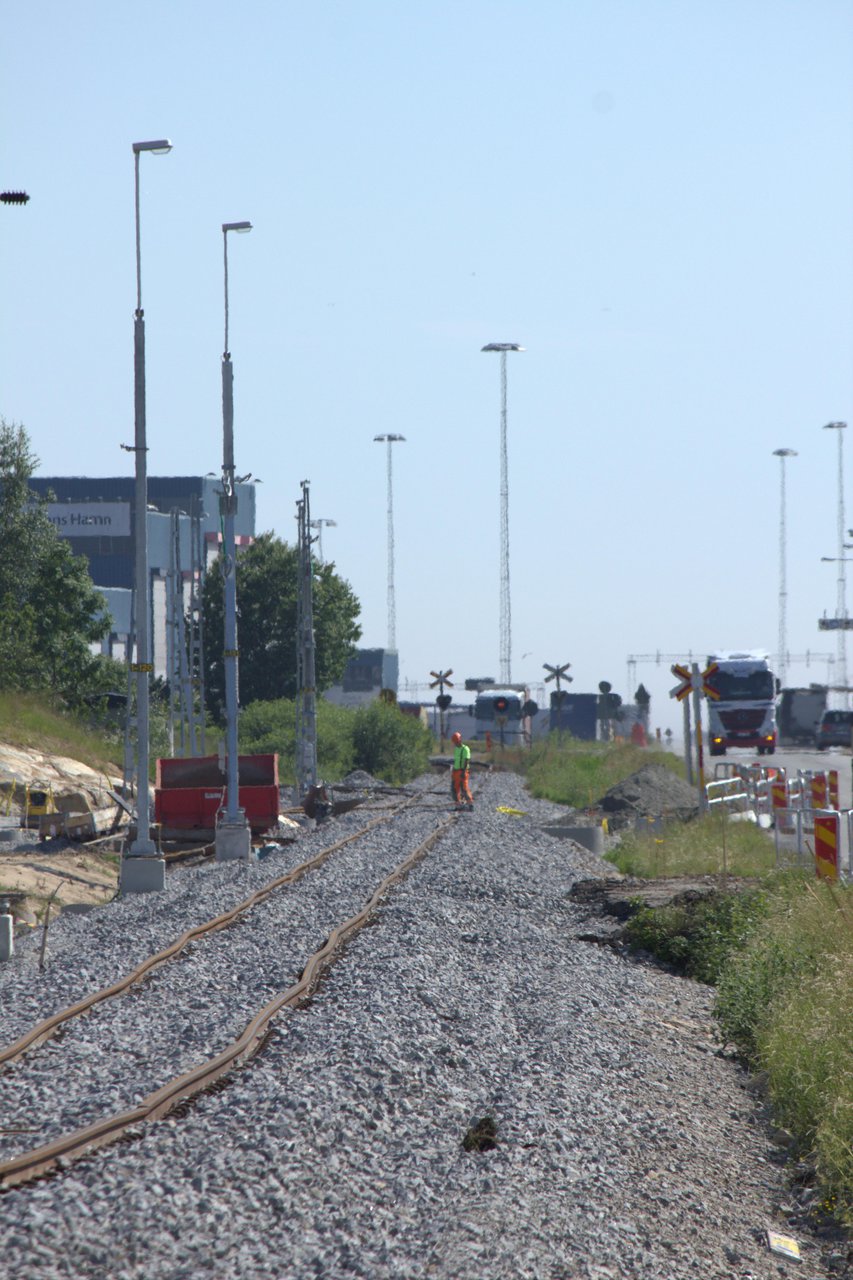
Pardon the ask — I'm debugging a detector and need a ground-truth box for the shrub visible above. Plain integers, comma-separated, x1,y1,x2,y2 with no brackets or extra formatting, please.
350,702,433,784
239,697,355,782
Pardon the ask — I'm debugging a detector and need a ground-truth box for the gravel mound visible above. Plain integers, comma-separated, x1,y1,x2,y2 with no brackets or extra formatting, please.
337,769,387,790
599,764,700,828
0,771,839,1277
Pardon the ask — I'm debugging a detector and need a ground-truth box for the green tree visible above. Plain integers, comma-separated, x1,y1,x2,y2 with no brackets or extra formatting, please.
202,532,361,719
238,696,356,782
0,420,110,703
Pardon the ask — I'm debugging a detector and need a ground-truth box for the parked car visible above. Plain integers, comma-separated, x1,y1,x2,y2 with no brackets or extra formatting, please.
815,709,853,750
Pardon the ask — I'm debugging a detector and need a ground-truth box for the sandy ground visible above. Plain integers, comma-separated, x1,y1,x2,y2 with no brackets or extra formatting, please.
0,844,119,924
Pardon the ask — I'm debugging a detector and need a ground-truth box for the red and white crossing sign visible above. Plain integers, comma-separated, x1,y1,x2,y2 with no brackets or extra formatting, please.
669,661,720,701
670,664,692,701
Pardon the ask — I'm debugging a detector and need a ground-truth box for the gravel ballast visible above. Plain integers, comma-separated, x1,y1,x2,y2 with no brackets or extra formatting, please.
0,771,841,1277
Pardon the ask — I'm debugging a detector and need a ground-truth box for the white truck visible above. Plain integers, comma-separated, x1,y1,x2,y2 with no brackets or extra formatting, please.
706,650,779,756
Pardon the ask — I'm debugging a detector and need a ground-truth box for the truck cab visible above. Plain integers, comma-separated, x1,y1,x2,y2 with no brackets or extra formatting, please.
707,650,778,756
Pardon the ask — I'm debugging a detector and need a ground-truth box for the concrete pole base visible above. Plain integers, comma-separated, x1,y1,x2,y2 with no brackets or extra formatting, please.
120,857,166,894
0,913,14,961
545,824,606,856
215,821,253,862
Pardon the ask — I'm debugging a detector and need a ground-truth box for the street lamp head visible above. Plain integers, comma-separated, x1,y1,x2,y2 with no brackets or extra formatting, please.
773,448,798,458
481,343,525,353
223,221,253,234
824,421,848,431
374,434,406,443
132,139,173,155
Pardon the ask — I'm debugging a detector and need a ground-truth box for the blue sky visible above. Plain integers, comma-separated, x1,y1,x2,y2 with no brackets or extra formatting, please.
2,1,853,732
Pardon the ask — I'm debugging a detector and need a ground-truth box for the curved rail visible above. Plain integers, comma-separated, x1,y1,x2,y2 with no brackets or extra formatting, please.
0,795,428,1073
0,812,455,1189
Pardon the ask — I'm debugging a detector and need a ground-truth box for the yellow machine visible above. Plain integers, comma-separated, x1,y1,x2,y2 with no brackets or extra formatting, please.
21,783,56,828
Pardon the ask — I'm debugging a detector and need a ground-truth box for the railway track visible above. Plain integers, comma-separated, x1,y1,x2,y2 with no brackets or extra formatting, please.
0,784,458,1190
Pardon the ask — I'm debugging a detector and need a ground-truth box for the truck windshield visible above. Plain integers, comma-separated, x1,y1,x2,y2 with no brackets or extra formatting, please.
711,670,775,701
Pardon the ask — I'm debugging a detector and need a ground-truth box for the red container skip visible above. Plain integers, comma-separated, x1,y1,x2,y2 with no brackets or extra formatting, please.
154,754,279,835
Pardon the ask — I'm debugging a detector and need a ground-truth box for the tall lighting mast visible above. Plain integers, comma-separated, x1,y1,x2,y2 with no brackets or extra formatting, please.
481,342,524,685
773,448,797,686
824,421,848,702
309,517,337,562
122,138,171,896
373,434,405,651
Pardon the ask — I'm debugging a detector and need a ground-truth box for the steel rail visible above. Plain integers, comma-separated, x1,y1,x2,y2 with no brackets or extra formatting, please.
0,796,427,1073
0,812,456,1190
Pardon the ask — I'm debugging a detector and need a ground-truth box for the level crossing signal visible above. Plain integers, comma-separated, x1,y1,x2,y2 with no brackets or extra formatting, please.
669,662,720,702
543,662,572,685
429,668,453,708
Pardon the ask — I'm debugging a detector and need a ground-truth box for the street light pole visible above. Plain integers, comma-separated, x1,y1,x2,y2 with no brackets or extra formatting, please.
123,138,171,895
216,220,253,863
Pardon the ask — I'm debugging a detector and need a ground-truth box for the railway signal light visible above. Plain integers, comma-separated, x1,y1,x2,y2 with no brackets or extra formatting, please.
494,695,509,713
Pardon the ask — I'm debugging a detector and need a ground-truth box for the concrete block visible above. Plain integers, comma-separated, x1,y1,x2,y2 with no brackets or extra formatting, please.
120,857,166,894
0,913,14,960
544,824,605,856
215,822,253,862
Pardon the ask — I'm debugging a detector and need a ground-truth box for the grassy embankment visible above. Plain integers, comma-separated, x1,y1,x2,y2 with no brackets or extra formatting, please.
0,692,123,774
519,736,853,1226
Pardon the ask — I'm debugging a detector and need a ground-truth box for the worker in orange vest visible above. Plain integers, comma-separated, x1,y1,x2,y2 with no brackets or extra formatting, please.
451,731,474,808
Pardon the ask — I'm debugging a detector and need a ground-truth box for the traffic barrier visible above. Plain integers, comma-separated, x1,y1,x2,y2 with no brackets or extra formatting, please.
771,781,788,811
705,778,751,817
814,813,839,881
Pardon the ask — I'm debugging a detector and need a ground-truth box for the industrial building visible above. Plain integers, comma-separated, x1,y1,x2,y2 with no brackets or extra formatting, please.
29,475,256,676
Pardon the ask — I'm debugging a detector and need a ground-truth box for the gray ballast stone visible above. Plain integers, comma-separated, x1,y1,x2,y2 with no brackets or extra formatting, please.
0,772,832,1277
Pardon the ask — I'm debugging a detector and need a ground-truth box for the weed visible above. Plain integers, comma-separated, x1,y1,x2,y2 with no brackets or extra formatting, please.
521,738,681,809
462,1115,498,1153
624,887,770,985
608,812,776,879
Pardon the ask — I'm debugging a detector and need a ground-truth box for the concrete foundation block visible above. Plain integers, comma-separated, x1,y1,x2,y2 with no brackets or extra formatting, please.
545,824,606,856
120,857,166,894
0,913,13,961
215,822,253,862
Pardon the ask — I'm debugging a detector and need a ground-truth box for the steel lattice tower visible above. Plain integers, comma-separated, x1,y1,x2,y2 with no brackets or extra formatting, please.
482,343,524,684
823,421,849,701
773,448,797,686
374,434,405,651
